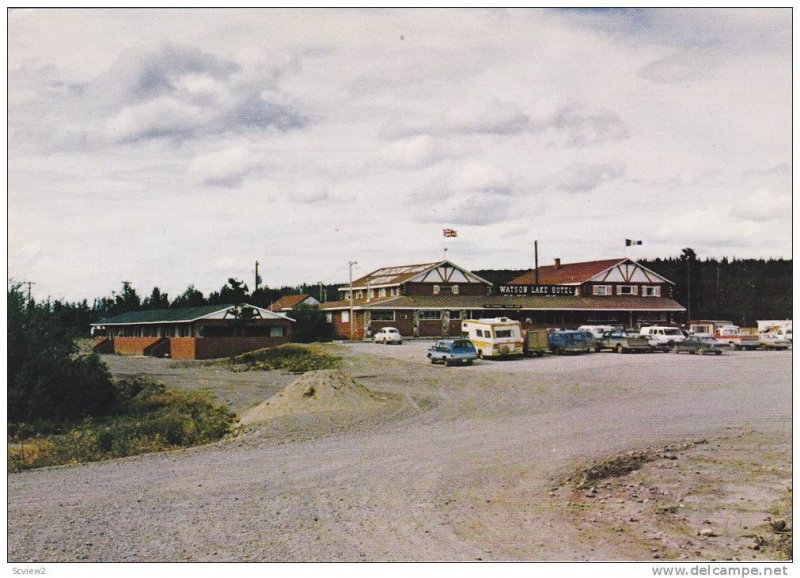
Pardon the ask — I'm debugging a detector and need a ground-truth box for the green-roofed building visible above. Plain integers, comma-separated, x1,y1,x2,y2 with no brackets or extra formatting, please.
92,304,294,359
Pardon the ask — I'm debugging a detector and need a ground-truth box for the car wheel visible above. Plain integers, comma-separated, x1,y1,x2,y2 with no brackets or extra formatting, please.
729,342,737,351
466,359,473,365
715,351,722,355
672,346,679,353
444,358,451,367
616,344,624,354
595,345,602,352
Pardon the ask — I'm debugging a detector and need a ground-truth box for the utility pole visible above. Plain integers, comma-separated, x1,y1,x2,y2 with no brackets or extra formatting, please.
348,261,357,340
534,241,539,286
686,259,691,323
254,261,260,293
20,280,35,307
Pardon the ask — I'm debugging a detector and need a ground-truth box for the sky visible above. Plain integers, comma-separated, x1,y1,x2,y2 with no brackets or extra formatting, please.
7,8,792,302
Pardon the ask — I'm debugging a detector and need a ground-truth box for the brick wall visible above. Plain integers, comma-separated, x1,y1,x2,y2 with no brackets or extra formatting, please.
330,310,365,340
169,338,196,360
110,337,161,356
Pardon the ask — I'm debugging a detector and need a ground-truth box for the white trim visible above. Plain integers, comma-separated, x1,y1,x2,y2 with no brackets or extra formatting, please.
588,259,675,285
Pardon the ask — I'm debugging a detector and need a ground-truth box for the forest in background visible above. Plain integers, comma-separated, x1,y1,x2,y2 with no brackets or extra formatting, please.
10,250,792,334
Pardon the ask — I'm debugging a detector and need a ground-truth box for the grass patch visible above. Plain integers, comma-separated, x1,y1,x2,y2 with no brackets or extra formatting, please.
226,344,341,373
8,378,236,472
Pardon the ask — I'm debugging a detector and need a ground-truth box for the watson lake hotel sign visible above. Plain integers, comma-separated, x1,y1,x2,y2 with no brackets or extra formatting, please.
496,285,577,296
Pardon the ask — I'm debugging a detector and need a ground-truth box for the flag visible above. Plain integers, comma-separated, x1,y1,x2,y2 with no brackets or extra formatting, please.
443,228,458,238
625,239,643,246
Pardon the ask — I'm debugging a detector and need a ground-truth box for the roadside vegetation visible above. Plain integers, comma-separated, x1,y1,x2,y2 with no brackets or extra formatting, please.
8,378,236,472
8,285,236,472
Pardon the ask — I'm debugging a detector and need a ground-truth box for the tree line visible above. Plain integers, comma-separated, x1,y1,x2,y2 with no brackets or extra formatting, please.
11,250,793,335
476,250,791,326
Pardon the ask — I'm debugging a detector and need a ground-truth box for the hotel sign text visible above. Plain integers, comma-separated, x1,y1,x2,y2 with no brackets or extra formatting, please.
497,284,576,296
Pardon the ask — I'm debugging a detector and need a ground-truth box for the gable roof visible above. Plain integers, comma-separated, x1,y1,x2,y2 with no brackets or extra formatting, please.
508,258,673,286
270,294,316,311
347,260,493,290
94,304,292,325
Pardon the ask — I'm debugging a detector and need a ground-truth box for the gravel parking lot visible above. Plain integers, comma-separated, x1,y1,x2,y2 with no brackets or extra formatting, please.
8,344,792,562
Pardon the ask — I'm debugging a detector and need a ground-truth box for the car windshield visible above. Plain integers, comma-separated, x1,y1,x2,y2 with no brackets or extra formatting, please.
664,329,682,335
698,337,717,344
453,340,474,349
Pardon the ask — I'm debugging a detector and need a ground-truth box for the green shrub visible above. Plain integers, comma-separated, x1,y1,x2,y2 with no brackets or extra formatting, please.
8,379,237,472
227,344,340,372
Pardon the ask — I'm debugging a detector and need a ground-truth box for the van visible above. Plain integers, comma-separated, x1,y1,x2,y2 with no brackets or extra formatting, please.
547,330,592,354
461,318,524,358
639,325,686,347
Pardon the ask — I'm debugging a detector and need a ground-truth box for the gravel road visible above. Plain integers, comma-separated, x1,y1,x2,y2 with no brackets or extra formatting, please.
8,346,791,561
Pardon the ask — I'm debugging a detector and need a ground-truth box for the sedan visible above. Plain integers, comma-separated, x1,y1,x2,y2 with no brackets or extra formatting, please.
673,335,723,355
373,327,403,345
427,339,478,366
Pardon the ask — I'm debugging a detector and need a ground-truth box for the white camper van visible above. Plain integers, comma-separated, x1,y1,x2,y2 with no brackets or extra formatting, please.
461,318,524,358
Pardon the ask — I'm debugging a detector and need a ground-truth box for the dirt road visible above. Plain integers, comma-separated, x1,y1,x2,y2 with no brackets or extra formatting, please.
8,345,791,561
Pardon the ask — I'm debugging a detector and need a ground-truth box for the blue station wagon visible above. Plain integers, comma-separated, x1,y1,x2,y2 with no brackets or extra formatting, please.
427,339,478,366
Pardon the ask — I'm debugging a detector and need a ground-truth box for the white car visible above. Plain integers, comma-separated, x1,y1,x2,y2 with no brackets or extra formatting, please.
373,327,403,345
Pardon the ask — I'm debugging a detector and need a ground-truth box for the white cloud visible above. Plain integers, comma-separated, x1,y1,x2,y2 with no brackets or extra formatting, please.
104,96,208,142
186,145,262,187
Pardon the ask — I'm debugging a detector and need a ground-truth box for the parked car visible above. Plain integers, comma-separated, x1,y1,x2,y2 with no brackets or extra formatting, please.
547,330,591,355
639,326,687,347
427,339,478,366
673,334,723,355
373,327,403,345
758,332,791,350
595,330,653,353
577,325,618,349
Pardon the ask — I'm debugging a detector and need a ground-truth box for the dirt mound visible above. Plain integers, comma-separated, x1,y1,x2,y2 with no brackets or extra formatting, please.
240,370,394,426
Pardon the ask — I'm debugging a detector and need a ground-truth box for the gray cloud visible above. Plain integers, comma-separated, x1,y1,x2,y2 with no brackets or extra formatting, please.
10,42,309,151
544,162,626,193
529,103,629,146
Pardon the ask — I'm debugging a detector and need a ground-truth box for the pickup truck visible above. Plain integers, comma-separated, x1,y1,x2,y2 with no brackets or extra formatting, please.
714,326,760,350
595,330,653,353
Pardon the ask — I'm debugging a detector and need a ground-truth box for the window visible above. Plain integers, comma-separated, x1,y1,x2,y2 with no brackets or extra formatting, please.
371,311,395,321
644,286,661,297
419,311,442,320
341,311,350,323
433,285,440,295
452,285,459,295
448,310,464,320
325,313,333,323
476,329,484,337
592,285,612,296
618,285,638,295
379,288,387,297
269,326,284,337
495,330,512,338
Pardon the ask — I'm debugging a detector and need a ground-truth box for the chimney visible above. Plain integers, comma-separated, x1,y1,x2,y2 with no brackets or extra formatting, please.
554,258,561,270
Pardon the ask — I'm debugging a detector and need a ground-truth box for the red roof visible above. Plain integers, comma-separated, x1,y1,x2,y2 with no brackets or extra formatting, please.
270,294,314,311
509,258,626,285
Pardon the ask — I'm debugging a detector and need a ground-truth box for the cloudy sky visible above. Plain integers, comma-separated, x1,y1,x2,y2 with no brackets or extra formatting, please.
8,8,792,302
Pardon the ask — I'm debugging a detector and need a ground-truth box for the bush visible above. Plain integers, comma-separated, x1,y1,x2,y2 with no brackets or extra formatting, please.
8,379,237,472
228,344,340,372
